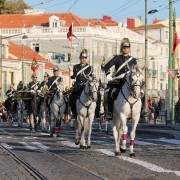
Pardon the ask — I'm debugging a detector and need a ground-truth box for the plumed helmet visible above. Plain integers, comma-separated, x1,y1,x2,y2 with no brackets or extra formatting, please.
79,49,88,59
120,38,131,53
44,72,49,78
53,65,59,71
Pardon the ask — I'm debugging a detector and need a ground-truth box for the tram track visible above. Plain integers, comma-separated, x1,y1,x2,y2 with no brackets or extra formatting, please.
0,144,47,180
0,127,107,180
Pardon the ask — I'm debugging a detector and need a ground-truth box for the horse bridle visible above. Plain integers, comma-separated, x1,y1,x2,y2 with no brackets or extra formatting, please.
53,84,65,108
79,79,99,109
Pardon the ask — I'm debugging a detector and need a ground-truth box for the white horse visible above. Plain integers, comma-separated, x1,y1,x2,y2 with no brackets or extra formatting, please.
49,82,66,137
112,65,144,157
75,76,99,148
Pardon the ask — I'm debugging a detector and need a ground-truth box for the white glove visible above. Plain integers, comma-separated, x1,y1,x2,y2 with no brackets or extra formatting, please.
107,74,113,81
31,90,35,93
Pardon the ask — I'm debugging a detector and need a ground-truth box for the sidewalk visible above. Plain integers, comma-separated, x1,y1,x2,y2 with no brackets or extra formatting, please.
137,123,180,139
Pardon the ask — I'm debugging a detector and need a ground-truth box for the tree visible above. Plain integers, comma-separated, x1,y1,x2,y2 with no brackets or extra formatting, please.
1,0,31,14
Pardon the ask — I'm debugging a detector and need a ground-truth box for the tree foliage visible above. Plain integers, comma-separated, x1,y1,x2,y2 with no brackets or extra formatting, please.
0,0,31,14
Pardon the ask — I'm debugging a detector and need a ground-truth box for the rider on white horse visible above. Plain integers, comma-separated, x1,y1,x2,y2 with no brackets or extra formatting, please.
104,38,142,120
46,65,63,103
69,49,93,119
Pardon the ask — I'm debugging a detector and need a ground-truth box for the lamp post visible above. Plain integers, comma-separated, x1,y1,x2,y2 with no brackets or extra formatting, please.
0,33,28,101
144,0,148,121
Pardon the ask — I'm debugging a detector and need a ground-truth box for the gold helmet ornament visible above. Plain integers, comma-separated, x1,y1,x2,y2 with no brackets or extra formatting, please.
120,38,131,53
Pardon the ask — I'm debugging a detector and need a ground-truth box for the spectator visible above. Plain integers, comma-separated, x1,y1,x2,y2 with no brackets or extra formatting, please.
148,98,154,122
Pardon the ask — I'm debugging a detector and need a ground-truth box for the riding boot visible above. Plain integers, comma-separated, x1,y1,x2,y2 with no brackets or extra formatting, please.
105,88,113,120
69,92,77,119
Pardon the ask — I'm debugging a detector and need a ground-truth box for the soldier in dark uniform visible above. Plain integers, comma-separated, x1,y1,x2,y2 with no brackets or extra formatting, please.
6,85,15,98
38,72,49,91
104,38,138,120
46,65,63,100
69,49,93,119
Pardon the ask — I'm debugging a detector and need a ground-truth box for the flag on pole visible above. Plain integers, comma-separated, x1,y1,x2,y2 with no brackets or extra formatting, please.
172,32,178,55
67,24,78,41
31,54,39,72
101,56,106,71
172,16,179,55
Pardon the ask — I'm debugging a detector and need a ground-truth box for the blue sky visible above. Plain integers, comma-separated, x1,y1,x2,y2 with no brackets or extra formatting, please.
24,0,180,24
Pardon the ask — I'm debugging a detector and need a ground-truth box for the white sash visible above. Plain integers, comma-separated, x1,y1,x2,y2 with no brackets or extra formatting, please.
75,65,90,81
31,82,39,89
48,77,61,90
114,56,133,77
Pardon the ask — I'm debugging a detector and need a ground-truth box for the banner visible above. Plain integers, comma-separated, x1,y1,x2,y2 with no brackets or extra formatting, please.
31,55,39,72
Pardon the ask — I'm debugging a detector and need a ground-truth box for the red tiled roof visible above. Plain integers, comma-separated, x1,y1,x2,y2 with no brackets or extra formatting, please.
45,62,54,69
134,24,167,30
9,41,47,62
0,13,88,28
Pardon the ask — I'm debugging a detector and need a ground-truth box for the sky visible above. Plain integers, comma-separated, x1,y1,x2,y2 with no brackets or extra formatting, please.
23,0,180,24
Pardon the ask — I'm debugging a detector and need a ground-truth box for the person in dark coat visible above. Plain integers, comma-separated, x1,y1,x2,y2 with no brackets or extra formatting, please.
69,49,93,119
104,38,138,120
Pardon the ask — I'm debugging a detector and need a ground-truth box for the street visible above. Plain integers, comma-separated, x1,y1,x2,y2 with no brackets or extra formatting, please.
0,121,180,180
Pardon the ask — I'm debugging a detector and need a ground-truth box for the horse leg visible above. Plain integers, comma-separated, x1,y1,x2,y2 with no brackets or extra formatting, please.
79,116,86,149
87,115,94,148
112,119,120,156
74,118,80,145
120,115,128,153
129,120,139,158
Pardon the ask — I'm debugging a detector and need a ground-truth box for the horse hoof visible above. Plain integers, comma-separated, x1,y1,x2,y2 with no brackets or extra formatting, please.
115,151,120,156
75,141,80,145
130,153,135,158
120,148,126,153
80,145,86,149
87,145,91,149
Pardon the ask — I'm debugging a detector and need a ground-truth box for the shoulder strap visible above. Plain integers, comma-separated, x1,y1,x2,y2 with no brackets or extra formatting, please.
31,82,39,89
75,65,90,81
114,56,133,77
48,77,61,90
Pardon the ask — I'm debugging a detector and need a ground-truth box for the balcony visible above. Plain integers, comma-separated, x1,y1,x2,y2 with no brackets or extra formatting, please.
148,69,158,78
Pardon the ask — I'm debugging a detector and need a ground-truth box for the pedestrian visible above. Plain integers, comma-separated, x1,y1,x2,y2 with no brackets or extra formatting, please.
148,98,154,122
104,37,143,120
69,48,93,119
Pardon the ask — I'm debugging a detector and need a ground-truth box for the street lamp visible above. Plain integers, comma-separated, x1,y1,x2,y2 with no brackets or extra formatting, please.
0,33,28,101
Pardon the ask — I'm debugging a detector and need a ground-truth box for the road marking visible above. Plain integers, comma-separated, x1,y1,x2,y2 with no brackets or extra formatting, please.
156,138,180,145
59,141,79,148
0,142,13,149
96,149,180,177
31,142,49,149
19,142,37,150
6,136,12,139
24,137,37,139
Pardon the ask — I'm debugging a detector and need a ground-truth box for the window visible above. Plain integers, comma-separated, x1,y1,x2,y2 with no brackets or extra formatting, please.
2,71,7,98
165,31,168,39
32,43,40,52
10,72,14,85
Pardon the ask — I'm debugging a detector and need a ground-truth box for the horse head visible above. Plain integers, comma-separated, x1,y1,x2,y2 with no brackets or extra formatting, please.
55,81,65,99
85,76,99,102
127,65,144,99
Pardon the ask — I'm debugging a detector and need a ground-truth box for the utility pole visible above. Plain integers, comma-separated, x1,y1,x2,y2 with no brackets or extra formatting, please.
145,0,148,121
172,9,176,122
169,0,173,123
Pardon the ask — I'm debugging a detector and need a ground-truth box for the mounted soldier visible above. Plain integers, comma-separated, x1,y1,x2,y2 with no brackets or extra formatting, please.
104,38,140,120
46,65,63,106
69,48,93,119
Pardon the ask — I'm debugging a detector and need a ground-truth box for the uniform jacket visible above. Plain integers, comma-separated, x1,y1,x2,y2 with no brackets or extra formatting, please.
28,81,40,92
46,76,63,91
104,55,137,78
71,63,93,86
38,80,48,90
